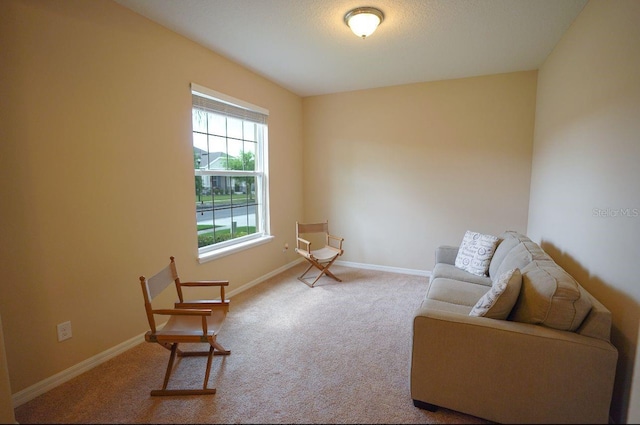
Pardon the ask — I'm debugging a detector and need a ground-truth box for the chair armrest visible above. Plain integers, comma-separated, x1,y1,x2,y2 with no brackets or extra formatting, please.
176,300,229,309
435,245,459,265
152,308,212,316
296,237,311,253
327,234,344,250
179,280,229,287
179,280,229,303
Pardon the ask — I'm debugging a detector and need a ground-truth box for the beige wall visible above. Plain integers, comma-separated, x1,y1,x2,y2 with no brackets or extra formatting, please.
0,0,303,394
302,72,537,271
528,0,640,422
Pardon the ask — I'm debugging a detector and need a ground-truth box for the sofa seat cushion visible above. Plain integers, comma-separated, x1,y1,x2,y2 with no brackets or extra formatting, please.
509,261,593,331
426,277,489,309
419,298,473,315
431,263,492,287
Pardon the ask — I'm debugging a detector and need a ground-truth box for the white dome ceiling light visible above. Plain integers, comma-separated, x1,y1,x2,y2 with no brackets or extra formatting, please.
344,7,384,39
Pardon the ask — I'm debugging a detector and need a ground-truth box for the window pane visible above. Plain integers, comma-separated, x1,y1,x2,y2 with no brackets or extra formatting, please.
230,187,246,206
210,176,234,244
230,205,253,239
196,176,214,248
227,138,243,169
193,148,204,170
230,176,255,204
208,112,226,136
244,142,256,171
193,109,207,133
227,117,243,140
208,136,227,169
243,121,256,142
217,176,232,196
193,133,207,155
212,183,230,244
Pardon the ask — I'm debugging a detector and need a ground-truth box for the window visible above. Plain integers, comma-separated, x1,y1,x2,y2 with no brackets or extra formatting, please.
191,83,271,262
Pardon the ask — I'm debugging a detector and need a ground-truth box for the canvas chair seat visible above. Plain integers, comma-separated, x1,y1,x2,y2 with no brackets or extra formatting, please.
306,246,341,262
151,311,226,337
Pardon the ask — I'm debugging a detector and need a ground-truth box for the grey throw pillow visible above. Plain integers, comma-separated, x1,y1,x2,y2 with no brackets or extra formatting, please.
469,268,522,319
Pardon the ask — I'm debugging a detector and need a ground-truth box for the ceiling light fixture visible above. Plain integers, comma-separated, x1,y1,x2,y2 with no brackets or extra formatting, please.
344,7,384,39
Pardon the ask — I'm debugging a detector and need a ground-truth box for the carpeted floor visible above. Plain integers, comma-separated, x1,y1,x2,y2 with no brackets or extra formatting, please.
14,264,491,424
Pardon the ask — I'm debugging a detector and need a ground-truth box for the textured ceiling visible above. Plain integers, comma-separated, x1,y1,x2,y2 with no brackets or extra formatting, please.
114,0,588,97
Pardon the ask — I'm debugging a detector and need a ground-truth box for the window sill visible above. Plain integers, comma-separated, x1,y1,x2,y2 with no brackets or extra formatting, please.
197,235,274,264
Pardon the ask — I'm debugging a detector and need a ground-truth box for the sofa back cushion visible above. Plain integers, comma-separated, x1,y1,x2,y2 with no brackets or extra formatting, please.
493,240,553,282
509,260,592,331
576,290,613,341
431,263,492,287
488,233,521,278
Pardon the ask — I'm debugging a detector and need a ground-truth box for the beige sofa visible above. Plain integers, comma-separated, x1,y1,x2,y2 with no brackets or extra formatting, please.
410,231,618,424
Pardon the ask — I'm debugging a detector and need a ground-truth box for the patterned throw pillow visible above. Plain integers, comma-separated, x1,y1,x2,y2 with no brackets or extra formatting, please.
469,268,522,319
454,230,500,276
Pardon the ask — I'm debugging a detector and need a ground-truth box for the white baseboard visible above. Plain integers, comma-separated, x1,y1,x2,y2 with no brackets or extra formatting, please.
11,332,145,408
336,260,431,278
11,258,429,408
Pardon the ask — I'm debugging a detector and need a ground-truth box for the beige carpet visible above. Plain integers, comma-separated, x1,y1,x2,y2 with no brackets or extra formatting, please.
14,264,490,424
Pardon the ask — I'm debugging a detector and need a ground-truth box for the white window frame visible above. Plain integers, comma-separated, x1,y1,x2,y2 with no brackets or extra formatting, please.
191,83,272,263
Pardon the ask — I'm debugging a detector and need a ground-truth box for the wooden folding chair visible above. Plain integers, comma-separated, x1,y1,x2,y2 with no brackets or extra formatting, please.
295,221,344,287
138,256,230,396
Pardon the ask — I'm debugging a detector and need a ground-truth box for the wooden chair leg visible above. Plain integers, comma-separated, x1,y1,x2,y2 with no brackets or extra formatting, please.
298,261,320,287
323,268,341,281
150,342,218,396
161,343,178,390
298,262,315,280
298,257,342,287
203,345,214,390
320,257,341,282
212,340,231,355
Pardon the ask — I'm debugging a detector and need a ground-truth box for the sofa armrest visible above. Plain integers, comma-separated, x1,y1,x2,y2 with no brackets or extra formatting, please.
435,245,459,265
411,308,617,424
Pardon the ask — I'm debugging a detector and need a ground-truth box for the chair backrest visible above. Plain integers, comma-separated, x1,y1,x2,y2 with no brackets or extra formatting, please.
141,256,187,300
139,256,182,333
296,221,328,235
296,221,330,249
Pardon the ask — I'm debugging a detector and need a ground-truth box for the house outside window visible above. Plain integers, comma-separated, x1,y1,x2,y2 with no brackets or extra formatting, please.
191,83,271,262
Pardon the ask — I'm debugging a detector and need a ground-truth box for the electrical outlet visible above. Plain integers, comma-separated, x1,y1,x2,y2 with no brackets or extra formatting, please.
57,321,72,342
